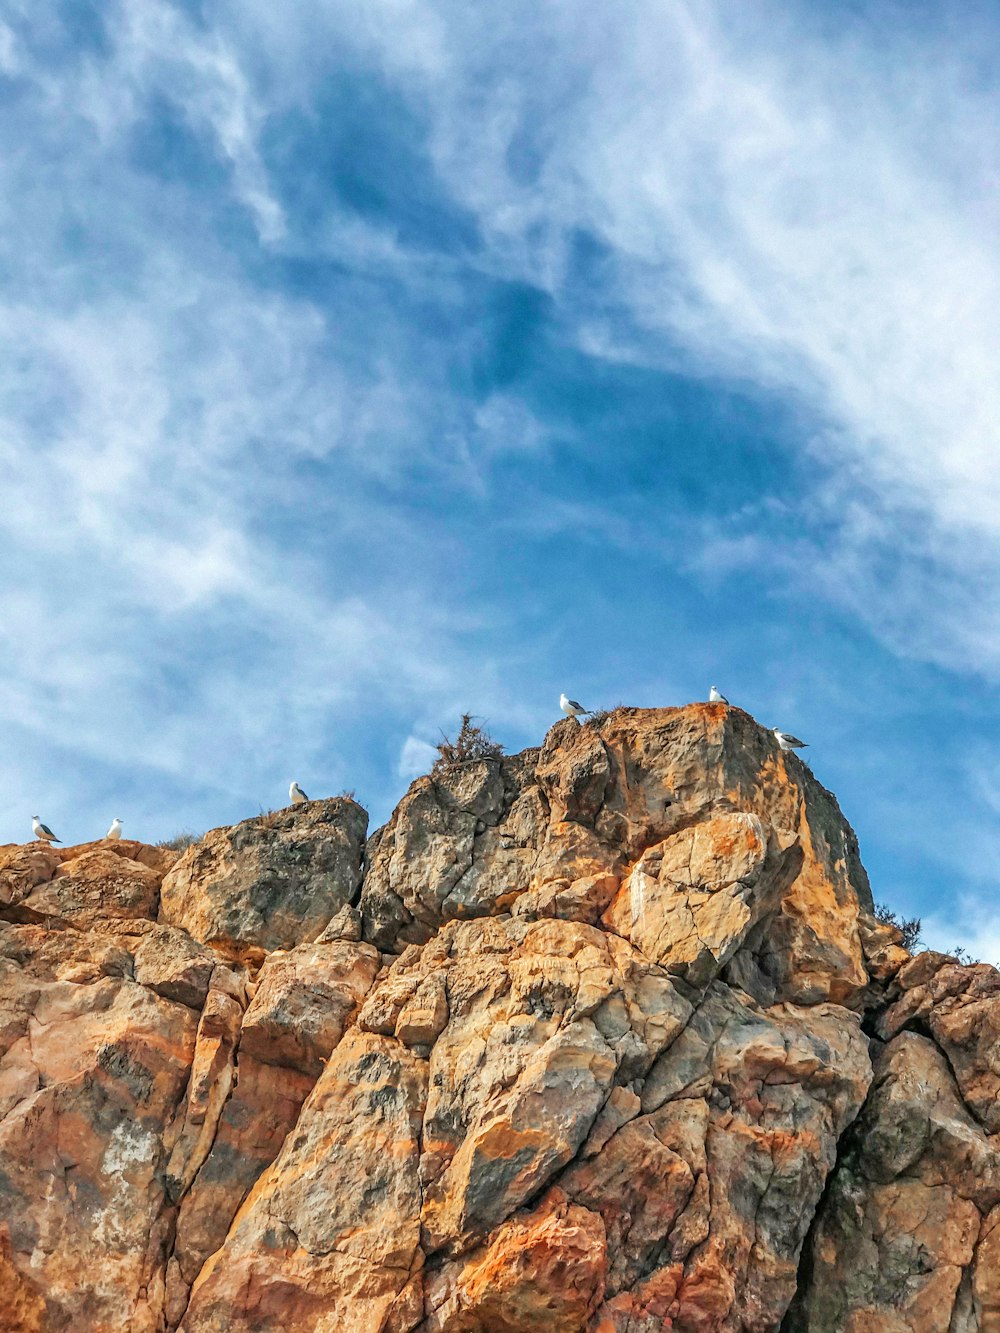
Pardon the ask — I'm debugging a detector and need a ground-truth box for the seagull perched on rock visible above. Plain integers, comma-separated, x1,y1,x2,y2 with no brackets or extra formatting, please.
32,816,60,844
773,729,808,752
560,693,590,720
106,818,123,840
289,781,309,805
709,685,729,704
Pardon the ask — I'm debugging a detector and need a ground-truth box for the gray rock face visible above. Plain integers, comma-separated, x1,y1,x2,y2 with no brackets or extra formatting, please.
159,799,368,956
361,751,545,951
786,1030,1000,1333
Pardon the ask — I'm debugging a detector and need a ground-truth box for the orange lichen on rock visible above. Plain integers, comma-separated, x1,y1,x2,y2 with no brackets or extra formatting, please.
0,704,995,1331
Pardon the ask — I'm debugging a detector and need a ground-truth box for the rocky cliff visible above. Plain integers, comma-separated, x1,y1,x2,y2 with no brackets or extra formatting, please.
0,704,996,1332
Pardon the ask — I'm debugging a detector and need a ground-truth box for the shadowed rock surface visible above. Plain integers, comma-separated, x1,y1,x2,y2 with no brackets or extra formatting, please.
0,704,994,1331
159,798,368,958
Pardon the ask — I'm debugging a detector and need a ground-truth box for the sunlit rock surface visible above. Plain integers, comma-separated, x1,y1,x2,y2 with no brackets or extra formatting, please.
0,705,994,1332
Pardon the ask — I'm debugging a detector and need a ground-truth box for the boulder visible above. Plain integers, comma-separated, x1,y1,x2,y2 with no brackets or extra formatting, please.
159,799,367,956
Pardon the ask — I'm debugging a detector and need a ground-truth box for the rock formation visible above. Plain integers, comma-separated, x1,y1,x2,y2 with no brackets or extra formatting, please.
0,704,995,1331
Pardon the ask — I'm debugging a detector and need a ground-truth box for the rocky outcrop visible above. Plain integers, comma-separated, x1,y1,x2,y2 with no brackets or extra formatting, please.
787,953,1000,1333
160,798,367,959
0,705,995,1332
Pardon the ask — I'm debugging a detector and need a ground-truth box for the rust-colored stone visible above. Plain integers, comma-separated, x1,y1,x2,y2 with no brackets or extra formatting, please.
0,705,994,1332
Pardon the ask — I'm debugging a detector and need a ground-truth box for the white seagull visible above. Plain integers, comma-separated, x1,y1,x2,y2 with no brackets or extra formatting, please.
560,692,590,720
106,818,123,840
289,781,309,805
32,816,61,844
709,685,729,704
773,729,808,752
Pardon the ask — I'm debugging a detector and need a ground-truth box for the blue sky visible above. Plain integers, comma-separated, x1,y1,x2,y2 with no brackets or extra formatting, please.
1,0,999,959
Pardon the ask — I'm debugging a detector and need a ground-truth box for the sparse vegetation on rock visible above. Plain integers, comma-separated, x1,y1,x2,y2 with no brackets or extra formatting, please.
873,899,924,952
431,712,504,773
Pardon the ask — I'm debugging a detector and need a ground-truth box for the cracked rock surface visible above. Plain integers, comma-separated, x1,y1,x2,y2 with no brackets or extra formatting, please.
0,706,994,1331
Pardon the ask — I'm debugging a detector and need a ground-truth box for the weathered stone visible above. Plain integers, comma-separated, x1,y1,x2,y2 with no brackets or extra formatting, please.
361,755,544,950
165,990,243,1203
603,811,799,987
317,901,363,942
0,957,197,1330
423,1187,607,1331
857,908,911,983
411,917,692,1254
512,870,620,924
168,1057,314,1317
181,1030,428,1333
0,704,994,1333
880,952,1000,1131
0,1227,47,1332
240,939,380,1076
22,848,163,923
132,926,217,1009
394,971,449,1048
788,1030,1000,1332
0,843,62,906
361,706,873,1008
569,983,872,1329
159,798,368,956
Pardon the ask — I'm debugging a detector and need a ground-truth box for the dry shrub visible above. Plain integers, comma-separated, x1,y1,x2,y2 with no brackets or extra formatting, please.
432,714,504,774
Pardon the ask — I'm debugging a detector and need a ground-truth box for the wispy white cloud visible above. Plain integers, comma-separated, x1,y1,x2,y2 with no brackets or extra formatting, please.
0,6,529,838
340,0,1000,672
922,899,1000,966
397,734,438,780
1,0,999,954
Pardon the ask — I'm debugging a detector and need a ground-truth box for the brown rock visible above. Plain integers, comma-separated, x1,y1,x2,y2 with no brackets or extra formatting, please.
424,1187,607,1331
512,870,620,924
570,983,872,1330
0,920,133,989
165,989,244,1202
168,1056,315,1316
394,971,449,1048
857,908,911,983
361,706,872,1008
602,811,799,987
0,935,198,1330
317,901,363,941
131,925,217,1008
181,1029,428,1333
239,939,380,1076
0,1228,48,1332
880,953,1000,1130
362,755,544,950
788,1028,1000,1332
159,799,368,956
0,843,62,906
0,705,994,1333
23,848,163,923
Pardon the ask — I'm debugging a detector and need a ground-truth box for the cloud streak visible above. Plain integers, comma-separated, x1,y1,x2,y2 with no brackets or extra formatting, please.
349,0,1000,667
0,1,998,961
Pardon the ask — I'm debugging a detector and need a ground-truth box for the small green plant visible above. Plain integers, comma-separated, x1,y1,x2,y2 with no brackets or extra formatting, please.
158,831,200,851
873,902,923,953
432,714,504,774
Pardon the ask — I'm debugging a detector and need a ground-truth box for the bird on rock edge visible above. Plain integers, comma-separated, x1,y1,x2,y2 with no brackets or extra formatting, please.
32,816,60,844
560,693,590,720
